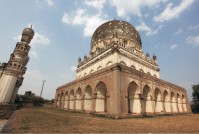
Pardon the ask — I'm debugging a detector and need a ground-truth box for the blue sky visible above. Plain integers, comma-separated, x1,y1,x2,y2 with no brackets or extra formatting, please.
0,0,198,101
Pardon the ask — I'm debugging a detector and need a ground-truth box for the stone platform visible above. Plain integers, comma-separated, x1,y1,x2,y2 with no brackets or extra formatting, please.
0,104,17,119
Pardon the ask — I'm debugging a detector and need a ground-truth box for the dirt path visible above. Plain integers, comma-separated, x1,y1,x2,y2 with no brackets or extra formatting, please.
3,108,199,133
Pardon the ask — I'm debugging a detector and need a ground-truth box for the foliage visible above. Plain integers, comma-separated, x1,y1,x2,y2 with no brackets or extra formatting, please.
191,84,199,113
32,96,44,106
15,94,45,107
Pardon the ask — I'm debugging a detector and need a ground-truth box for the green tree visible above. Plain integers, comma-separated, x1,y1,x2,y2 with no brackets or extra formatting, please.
191,84,199,113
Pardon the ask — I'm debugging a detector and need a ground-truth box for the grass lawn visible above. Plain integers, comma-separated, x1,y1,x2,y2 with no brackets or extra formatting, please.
5,108,199,133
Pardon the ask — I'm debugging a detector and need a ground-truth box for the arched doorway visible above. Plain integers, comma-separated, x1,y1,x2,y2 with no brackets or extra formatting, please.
64,92,69,109
69,90,74,110
182,95,187,112
177,94,182,112
171,92,177,113
76,88,82,110
155,88,163,113
84,85,92,111
143,85,153,113
128,82,141,114
95,82,107,112
163,90,171,113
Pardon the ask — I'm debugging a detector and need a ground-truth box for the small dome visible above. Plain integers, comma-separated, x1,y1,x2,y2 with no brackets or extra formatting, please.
91,20,142,51
22,27,34,38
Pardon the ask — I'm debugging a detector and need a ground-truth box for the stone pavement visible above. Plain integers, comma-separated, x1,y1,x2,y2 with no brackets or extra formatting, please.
0,120,7,133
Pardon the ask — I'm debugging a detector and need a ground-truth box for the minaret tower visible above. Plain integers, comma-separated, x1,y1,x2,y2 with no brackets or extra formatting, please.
0,26,34,104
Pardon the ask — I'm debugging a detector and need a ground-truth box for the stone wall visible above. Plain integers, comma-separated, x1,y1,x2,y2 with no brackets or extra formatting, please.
55,63,192,118
0,104,17,119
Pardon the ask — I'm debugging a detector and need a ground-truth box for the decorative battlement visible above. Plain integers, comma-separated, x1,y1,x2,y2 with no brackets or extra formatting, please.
76,42,159,78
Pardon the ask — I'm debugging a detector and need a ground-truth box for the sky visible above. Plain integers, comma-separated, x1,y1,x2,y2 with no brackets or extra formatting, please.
0,0,198,101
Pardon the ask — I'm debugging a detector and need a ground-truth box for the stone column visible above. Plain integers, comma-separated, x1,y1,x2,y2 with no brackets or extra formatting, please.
111,65,121,115
162,98,166,114
151,95,155,114
82,94,85,111
0,74,18,104
176,100,179,113
140,94,145,115
93,93,97,112
74,95,76,111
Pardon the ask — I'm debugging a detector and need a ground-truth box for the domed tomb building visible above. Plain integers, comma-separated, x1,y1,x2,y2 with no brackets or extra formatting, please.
55,20,191,117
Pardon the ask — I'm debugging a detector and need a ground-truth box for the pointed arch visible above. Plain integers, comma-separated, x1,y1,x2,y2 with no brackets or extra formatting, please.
84,85,92,111
171,91,177,113
139,69,144,73
90,69,94,74
163,90,171,113
143,85,153,113
56,93,60,108
130,65,136,69
147,72,151,75
64,91,69,109
76,88,82,110
120,61,126,66
128,81,141,114
182,94,187,112
154,88,163,113
95,81,107,112
60,92,64,109
97,66,102,70
69,90,75,110
106,61,113,66
177,93,182,112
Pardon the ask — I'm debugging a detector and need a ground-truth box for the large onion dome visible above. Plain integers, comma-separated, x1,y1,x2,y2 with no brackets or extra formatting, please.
90,20,142,52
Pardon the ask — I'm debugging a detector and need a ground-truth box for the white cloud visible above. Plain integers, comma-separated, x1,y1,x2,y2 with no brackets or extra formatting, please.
170,44,178,49
70,66,77,72
30,50,38,59
186,35,199,46
62,9,107,37
109,0,165,18
136,22,159,36
84,0,106,10
44,0,54,6
62,13,71,24
189,24,199,30
154,0,195,22
31,32,50,47
174,28,182,35
36,0,54,7
84,14,107,36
